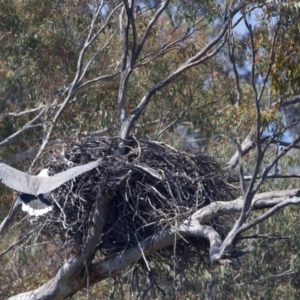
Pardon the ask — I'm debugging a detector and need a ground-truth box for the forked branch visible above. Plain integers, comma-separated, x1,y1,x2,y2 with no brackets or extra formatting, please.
9,188,300,299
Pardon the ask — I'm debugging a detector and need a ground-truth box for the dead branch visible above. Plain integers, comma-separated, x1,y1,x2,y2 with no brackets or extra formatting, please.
0,108,45,147
272,95,300,108
0,232,34,257
240,233,290,240
0,106,43,121
16,187,299,298
119,14,230,139
227,134,257,170
7,190,113,300
5,135,300,299
0,199,21,236
31,3,121,165
192,188,300,224
238,269,297,286
234,173,300,181
228,18,241,106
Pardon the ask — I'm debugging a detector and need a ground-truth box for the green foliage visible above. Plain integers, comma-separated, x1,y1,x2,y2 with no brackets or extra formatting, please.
1,1,300,299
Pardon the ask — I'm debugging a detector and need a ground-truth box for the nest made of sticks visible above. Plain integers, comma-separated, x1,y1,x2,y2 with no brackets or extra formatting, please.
30,136,233,258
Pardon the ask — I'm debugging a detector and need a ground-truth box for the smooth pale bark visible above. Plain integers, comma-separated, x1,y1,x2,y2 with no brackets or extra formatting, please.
8,188,300,300
227,135,256,170
192,188,300,224
0,198,20,236
7,191,112,300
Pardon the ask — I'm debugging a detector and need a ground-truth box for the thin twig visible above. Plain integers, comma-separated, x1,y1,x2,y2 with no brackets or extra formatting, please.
0,106,44,121
238,269,297,286
0,232,34,257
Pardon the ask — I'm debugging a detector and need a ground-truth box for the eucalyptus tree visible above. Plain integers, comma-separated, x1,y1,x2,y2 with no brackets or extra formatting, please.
1,1,300,299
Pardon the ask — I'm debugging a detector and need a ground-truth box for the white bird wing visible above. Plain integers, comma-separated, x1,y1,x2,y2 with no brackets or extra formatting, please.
0,159,100,196
36,159,100,194
0,163,40,195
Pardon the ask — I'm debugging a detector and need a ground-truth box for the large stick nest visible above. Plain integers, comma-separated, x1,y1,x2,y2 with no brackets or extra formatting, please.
31,136,233,258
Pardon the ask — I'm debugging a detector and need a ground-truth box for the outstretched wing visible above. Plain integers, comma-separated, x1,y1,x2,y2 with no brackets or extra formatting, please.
36,159,100,194
0,159,100,196
0,164,39,195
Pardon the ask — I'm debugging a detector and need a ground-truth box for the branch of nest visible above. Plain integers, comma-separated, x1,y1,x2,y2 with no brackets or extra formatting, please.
87,188,300,278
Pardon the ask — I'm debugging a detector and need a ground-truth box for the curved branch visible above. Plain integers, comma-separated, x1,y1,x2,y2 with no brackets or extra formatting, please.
8,188,300,299
134,0,170,61
8,190,113,300
120,17,230,139
31,4,121,166
193,189,300,224
0,106,43,121
272,95,300,108
227,135,257,170
229,173,300,182
88,189,300,279
0,108,44,147
0,199,21,236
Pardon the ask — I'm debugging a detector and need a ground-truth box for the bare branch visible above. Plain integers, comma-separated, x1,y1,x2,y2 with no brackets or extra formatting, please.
78,3,122,82
227,15,280,170
238,269,297,286
78,29,119,83
89,221,223,278
134,0,170,61
237,142,246,198
31,4,121,165
232,3,266,29
117,2,132,124
242,11,263,197
0,106,43,121
0,199,21,237
228,119,300,171
154,100,220,139
135,18,207,69
236,196,300,237
117,0,170,127
220,134,300,258
76,72,120,90
7,190,113,300
240,233,290,240
228,19,241,106
228,135,257,170
85,3,122,48
0,232,34,257
0,108,44,147
88,189,300,279
192,189,300,224
256,14,280,104
236,173,300,181
255,135,300,186
7,185,300,299
226,10,281,225
272,95,300,107
120,17,230,139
